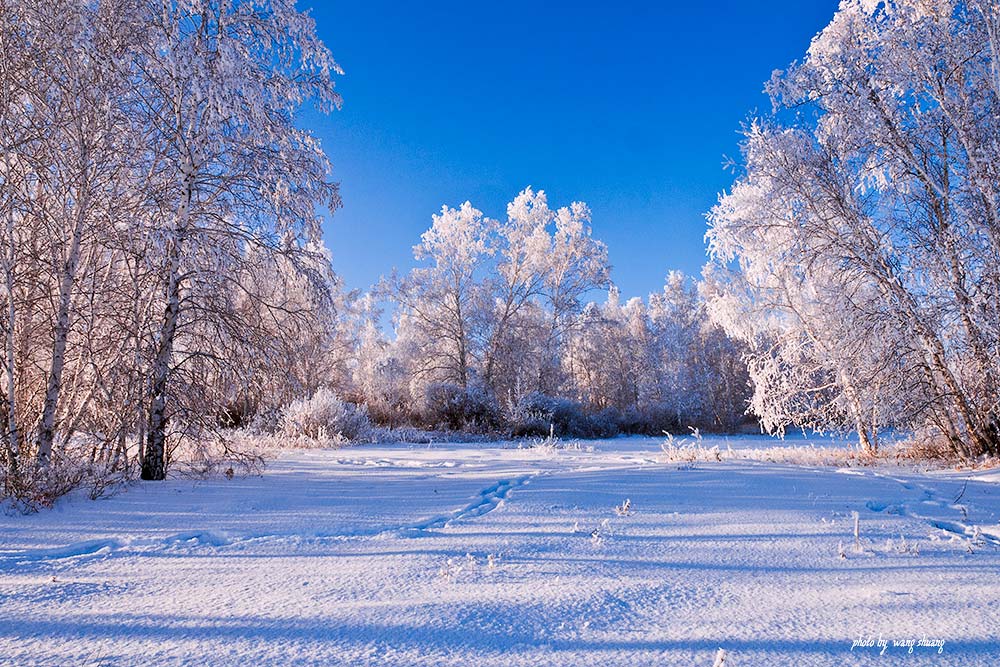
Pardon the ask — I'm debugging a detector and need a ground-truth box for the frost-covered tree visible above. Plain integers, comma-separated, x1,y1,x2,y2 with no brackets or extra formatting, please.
132,0,342,479
209,243,345,428
0,0,148,482
564,289,649,411
0,1,48,476
646,272,706,420
481,189,552,394
391,202,493,395
29,0,142,468
349,297,412,426
707,0,1000,456
486,187,610,399
385,189,747,434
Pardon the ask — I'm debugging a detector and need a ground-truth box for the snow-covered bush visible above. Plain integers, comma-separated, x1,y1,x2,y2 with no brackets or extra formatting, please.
279,388,374,444
511,393,621,439
246,406,283,436
510,413,550,438
655,435,943,468
511,393,564,436
619,402,683,435
510,392,600,438
587,408,622,438
1,437,141,511
422,383,503,432
1,451,88,512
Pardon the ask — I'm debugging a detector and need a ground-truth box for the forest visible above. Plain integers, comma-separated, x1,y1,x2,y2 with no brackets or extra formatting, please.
2,0,999,507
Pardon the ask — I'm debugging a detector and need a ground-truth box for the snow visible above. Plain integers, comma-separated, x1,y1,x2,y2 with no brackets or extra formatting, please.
2,434,999,666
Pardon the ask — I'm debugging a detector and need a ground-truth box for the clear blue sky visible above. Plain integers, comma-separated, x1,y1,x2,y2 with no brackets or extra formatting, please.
305,1,838,300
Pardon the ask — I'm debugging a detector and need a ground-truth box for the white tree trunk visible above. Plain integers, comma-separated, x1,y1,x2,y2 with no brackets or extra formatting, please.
141,163,193,481
36,196,88,467
3,206,18,475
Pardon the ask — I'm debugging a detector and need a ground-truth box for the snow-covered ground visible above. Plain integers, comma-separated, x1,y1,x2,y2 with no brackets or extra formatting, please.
2,434,999,666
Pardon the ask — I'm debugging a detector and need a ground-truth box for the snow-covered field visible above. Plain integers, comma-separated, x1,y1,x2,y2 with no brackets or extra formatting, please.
2,434,999,666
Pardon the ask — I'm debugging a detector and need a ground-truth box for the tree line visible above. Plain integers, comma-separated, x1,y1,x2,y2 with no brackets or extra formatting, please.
347,188,749,438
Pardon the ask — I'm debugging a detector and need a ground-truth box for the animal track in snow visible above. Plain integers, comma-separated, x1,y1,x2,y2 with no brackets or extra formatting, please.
396,474,536,535
864,472,1000,547
1,531,234,570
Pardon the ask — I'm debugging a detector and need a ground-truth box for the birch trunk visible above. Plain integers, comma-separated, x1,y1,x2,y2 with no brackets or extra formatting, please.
3,205,17,476
36,192,89,467
141,163,193,481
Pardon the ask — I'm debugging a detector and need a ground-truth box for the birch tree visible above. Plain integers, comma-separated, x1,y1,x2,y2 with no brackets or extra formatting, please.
133,0,342,479
707,0,1000,456
0,1,35,479
391,202,492,393
0,0,348,499
29,0,140,467
391,188,610,407
490,188,610,397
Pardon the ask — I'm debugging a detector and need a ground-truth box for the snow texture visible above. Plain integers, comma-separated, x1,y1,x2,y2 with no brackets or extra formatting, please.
2,434,998,666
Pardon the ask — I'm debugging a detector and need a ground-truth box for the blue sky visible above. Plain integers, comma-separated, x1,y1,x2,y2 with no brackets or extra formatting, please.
305,1,838,300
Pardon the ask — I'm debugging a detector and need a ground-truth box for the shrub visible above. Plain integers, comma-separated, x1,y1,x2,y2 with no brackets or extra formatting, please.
587,408,622,438
511,392,571,437
1,453,88,511
511,392,620,439
616,402,688,435
1,442,120,511
247,406,283,436
423,383,503,432
279,387,373,444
